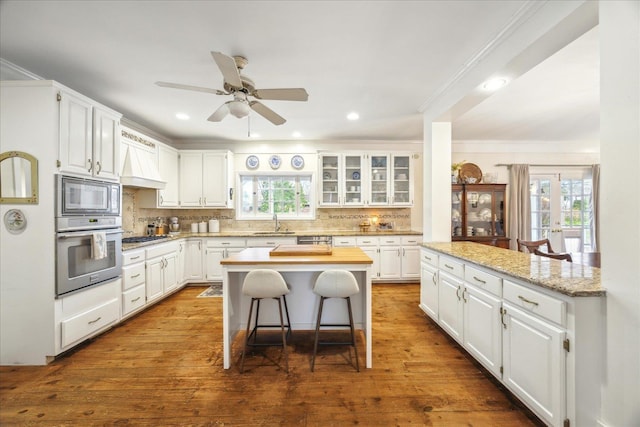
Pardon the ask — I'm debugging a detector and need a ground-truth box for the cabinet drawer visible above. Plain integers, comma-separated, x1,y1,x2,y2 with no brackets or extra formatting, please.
333,236,357,247
401,236,421,245
145,241,179,259
61,298,119,348
246,237,296,247
123,249,145,266
122,263,145,290
421,249,438,267
503,280,565,326
122,284,146,316
356,236,378,246
379,236,401,246
206,238,246,248
439,256,464,278
465,265,502,297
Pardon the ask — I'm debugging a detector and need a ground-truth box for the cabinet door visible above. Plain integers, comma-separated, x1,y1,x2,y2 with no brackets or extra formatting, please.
343,154,364,206
391,155,412,205
401,245,421,279
158,144,179,207
502,302,566,427
179,152,203,207
420,263,438,320
92,106,120,180
368,154,389,205
438,271,464,343
59,91,93,177
360,247,379,279
184,240,203,281
145,257,164,302
379,246,401,279
205,247,225,281
202,152,228,207
319,154,341,206
463,283,502,378
163,253,178,293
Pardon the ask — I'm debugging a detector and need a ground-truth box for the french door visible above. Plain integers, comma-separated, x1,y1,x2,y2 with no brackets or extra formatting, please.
529,171,593,253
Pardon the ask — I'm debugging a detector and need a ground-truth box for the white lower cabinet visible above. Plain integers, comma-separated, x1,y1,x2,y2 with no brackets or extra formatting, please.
205,238,246,281
400,236,421,279
184,239,203,281
145,242,179,303
56,279,120,353
121,248,146,318
420,248,582,427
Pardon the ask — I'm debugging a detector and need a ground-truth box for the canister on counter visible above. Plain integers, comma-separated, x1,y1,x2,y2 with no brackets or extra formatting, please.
209,219,219,233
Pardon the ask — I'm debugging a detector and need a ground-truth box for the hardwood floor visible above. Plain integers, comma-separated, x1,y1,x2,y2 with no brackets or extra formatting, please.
0,284,543,426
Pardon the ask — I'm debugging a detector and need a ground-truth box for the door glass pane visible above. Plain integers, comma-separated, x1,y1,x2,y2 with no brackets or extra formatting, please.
371,155,388,204
344,155,362,204
393,156,410,203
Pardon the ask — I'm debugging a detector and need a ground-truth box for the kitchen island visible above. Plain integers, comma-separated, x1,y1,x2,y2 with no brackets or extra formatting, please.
419,241,604,427
220,246,373,370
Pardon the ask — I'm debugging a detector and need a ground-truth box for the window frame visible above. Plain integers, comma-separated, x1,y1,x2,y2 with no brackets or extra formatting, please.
236,172,315,220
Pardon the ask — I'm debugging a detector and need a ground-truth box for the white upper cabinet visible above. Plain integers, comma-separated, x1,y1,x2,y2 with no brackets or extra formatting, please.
157,144,179,207
58,90,121,180
319,152,414,207
179,150,234,208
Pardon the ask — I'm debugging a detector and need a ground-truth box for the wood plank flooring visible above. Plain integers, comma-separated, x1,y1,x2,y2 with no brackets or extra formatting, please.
0,284,543,426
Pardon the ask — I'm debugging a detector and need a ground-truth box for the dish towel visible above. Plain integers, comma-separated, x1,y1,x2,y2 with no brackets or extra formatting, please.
91,232,107,260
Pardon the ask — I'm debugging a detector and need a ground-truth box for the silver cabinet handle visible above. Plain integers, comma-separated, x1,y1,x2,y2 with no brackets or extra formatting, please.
518,295,539,306
424,255,432,261
444,264,454,270
462,288,468,303
131,273,141,278
432,273,437,285
88,316,101,325
160,195,164,205
130,256,141,260
473,276,487,284
402,248,406,256
131,297,141,303
96,161,102,174
500,307,507,329
87,159,92,172
456,286,461,301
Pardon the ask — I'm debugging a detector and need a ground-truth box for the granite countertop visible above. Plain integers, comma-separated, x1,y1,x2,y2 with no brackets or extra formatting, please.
122,229,423,251
422,241,604,297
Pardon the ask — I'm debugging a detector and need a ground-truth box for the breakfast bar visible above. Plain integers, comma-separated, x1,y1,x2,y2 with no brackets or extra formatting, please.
220,246,373,370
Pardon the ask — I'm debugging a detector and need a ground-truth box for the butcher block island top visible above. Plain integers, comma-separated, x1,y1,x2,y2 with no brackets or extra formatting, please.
221,246,372,265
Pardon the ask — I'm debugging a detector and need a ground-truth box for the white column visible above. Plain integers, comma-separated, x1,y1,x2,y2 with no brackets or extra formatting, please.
422,121,452,242
599,1,640,426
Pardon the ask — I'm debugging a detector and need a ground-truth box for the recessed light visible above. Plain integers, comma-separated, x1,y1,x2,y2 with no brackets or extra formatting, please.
175,112,190,120
347,112,360,121
482,78,508,91
292,131,302,138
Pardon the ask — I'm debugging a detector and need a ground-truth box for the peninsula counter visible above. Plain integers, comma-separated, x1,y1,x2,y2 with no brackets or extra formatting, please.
220,247,373,370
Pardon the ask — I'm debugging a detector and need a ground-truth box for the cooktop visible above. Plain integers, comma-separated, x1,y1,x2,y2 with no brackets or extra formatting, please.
122,235,169,244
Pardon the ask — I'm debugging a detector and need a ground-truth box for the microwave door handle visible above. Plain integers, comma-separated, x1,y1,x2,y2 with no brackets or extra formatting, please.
57,229,124,239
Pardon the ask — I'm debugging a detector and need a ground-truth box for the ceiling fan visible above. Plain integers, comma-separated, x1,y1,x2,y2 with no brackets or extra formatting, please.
156,51,308,126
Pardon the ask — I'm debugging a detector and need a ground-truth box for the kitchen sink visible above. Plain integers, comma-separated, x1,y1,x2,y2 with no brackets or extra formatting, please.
252,231,296,235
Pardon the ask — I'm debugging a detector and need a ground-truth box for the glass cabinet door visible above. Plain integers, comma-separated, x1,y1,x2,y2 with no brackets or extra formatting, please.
494,188,506,236
369,154,389,205
320,154,340,206
391,155,411,205
452,185,463,237
343,155,363,205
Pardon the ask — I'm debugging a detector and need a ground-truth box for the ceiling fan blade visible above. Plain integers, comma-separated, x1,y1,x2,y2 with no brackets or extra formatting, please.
207,103,230,122
249,101,286,126
155,81,226,95
253,88,309,101
211,51,243,89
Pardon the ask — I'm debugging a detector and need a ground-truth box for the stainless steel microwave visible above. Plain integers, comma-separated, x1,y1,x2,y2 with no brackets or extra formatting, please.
56,175,121,231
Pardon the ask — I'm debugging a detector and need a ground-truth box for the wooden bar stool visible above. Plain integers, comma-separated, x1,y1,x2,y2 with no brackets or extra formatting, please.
240,269,291,373
311,270,360,372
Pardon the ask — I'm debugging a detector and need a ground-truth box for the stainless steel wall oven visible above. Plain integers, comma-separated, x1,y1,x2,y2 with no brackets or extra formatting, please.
55,175,123,297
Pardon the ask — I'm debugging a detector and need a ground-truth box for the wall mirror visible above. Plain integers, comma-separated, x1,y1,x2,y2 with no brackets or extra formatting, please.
0,151,39,204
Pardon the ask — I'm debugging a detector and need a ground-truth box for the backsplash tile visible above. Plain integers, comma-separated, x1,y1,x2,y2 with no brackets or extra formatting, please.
123,187,412,236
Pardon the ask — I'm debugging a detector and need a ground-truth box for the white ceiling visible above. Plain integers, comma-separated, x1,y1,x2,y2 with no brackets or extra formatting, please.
0,1,598,145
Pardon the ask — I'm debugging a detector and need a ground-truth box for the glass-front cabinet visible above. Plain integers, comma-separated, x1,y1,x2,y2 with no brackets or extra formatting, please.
319,152,414,208
452,183,509,248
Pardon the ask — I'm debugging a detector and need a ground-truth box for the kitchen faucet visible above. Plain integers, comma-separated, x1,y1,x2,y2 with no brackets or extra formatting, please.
273,213,281,232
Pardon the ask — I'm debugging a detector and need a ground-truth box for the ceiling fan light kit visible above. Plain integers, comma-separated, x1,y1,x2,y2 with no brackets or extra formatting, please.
156,51,308,126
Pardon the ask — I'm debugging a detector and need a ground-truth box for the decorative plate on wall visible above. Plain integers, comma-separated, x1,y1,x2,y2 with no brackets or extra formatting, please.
246,155,259,170
269,155,282,169
291,155,304,170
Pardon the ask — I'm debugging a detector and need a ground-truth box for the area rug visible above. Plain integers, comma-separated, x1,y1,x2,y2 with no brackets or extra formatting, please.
197,284,222,298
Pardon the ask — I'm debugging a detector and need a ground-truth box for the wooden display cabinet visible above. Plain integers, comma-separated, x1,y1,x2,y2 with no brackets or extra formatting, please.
452,184,509,249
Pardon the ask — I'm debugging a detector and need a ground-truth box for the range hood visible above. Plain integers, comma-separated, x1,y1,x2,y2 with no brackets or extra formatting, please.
120,144,166,190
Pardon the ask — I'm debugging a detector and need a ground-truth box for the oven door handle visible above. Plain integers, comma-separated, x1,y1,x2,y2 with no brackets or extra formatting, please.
57,229,124,239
